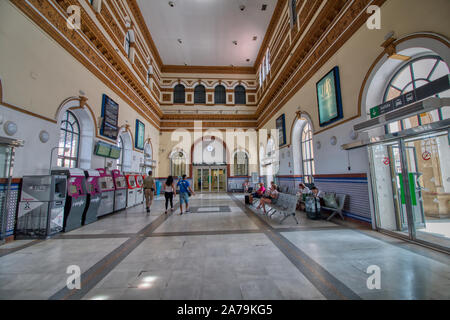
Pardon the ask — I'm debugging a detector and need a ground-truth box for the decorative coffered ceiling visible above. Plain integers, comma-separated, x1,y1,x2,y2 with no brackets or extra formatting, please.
135,0,277,67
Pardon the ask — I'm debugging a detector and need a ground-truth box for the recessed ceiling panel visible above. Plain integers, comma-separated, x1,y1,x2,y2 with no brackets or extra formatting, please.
136,0,277,67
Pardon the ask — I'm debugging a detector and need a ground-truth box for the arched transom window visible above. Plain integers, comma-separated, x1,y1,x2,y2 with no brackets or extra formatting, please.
58,110,80,168
384,55,450,133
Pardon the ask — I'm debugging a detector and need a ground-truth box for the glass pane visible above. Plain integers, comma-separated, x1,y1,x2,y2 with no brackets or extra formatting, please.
405,132,450,249
412,58,437,80
386,86,402,101
429,61,450,81
370,143,409,236
392,67,412,91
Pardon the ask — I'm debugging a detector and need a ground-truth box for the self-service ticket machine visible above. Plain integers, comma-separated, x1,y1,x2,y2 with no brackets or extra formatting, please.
135,174,144,205
83,170,102,225
96,168,115,217
112,170,127,212
52,168,87,232
17,175,67,239
125,174,137,208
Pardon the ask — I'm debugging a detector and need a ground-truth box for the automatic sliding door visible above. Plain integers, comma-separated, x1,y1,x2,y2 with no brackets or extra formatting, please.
370,141,410,237
404,132,450,249
201,169,210,192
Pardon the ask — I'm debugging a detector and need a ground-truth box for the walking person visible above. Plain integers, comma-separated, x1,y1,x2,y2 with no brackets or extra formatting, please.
164,176,176,214
177,174,195,215
144,171,156,213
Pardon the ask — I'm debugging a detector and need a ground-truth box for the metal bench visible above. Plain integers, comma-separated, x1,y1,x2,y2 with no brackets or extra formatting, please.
323,194,347,221
267,193,299,224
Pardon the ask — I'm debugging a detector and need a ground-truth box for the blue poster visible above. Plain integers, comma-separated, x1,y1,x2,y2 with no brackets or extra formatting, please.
316,67,343,127
135,120,145,150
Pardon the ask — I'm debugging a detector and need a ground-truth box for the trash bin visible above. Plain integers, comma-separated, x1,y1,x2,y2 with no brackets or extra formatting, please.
155,180,161,196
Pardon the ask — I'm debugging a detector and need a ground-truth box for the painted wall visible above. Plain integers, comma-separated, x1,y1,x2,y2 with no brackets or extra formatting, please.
258,0,450,222
0,1,159,177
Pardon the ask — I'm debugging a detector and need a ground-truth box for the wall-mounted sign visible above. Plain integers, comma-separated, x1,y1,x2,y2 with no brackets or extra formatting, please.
135,119,145,150
276,114,287,146
316,66,344,127
94,141,121,159
100,94,119,140
370,75,450,119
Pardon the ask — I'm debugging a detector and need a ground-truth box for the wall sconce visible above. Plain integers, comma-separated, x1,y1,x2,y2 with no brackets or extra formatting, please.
349,130,358,141
316,141,321,150
4,121,17,136
39,130,50,143
330,136,337,146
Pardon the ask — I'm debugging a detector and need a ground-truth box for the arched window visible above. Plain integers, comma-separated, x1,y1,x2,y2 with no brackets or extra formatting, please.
171,151,186,178
214,85,226,104
174,84,185,104
235,85,246,105
301,122,315,184
124,31,131,58
234,152,249,176
116,136,124,171
58,111,80,168
194,85,206,104
384,55,449,133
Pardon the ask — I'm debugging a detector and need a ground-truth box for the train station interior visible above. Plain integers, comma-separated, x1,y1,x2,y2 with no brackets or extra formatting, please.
0,0,449,301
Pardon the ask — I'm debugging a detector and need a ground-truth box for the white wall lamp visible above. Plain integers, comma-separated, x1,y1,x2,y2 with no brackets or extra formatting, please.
39,130,50,143
4,121,18,136
330,136,337,146
349,130,358,141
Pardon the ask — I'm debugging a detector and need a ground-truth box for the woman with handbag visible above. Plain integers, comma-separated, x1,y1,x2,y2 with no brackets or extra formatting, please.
163,176,176,214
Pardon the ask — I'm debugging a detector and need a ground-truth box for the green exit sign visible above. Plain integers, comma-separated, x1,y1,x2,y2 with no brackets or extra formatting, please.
370,106,380,119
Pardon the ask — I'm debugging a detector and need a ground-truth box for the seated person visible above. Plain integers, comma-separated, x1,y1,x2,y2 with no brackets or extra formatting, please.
252,183,266,198
310,187,322,199
243,180,250,193
297,183,311,196
257,184,279,214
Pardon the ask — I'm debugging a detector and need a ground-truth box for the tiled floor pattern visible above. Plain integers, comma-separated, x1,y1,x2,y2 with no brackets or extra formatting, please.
0,193,448,300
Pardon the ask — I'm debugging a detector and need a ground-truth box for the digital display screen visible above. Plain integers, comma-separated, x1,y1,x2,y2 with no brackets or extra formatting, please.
70,185,77,194
135,120,145,150
316,67,343,127
95,142,111,157
109,146,121,159
101,94,119,140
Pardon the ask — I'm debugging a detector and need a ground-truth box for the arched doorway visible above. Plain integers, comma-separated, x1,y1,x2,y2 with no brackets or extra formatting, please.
360,34,450,250
191,136,229,193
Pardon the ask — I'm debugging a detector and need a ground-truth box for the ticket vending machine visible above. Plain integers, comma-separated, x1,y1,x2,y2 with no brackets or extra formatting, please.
83,170,102,225
125,174,137,208
135,174,144,205
16,175,67,239
96,168,115,217
52,168,87,232
112,170,127,212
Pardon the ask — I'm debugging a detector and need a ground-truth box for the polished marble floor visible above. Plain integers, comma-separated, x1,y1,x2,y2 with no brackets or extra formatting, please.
0,193,449,300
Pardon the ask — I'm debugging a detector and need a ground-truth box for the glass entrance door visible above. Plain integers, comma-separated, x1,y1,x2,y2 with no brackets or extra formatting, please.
404,131,450,249
194,167,227,193
370,130,450,251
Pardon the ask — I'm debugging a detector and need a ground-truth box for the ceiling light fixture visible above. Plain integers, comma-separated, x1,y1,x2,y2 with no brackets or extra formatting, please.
177,39,182,44
232,41,238,46
246,59,250,62
239,5,246,11
262,4,267,11
168,1,174,7
253,36,257,41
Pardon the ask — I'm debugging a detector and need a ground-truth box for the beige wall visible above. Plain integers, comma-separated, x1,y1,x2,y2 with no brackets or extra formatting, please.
158,130,259,178
260,0,450,175
0,1,159,175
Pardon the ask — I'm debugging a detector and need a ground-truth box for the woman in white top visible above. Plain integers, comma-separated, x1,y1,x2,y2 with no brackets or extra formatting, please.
164,176,176,214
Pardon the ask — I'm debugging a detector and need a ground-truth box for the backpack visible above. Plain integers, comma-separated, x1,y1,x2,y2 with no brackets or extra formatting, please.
305,196,322,220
